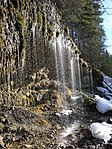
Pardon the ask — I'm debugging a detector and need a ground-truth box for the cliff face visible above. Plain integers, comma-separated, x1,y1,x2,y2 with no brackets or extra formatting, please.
0,0,55,87
0,0,81,90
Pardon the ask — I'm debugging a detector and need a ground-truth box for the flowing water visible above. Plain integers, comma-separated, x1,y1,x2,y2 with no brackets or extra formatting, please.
70,57,76,93
89,67,94,94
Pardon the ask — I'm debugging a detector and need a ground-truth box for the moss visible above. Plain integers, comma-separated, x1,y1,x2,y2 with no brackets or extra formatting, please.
10,0,26,9
0,123,4,130
0,27,2,50
42,12,47,35
19,32,26,69
6,1,27,69
67,37,81,55
63,26,69,36
37,11,43,30
0,6,3,18
19,0,26,8
38,2,43,11
16,14,25,29
82,61,88,67
15,13,26,69
58,15,61,22
83,97,95,106
36,119,50,127
47,24,54,40
30,106,43,114
79,58,83,64
33,11,37,23
0,5,6,17
75,48,81,55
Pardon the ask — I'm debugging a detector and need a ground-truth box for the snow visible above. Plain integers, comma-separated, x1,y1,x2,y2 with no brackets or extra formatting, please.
55,113,61,117
95,95,112,113
103,75,112,88
90,75,112,142
97,87,110,95
102,75,112,92
61,109,73,116
102,82,112,93
71,96,80,100
96,87,112,100
96,74,112,100
90,122,112,143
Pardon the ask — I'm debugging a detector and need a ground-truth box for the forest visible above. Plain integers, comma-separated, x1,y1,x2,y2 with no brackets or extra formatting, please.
55,0,112,77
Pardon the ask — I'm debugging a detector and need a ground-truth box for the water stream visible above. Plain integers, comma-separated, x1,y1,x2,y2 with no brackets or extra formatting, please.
70,57,76,94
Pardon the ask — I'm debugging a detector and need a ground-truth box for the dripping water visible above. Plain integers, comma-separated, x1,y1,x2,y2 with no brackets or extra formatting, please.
53,29,60,82
76,54,82,91
70,57,76,94
57,34,66,85
89,67,94,94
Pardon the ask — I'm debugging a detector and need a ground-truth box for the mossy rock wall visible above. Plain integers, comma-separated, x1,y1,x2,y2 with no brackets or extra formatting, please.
0,0,81,90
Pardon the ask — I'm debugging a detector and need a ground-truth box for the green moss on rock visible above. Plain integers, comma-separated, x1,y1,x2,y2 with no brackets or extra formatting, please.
37,11,43,30
47,24,54,40
42,12,47,35
0,123,4,130
10,0,26,9
82,61,88,67
63,26,69,36
0,6,6,18
15,13,26,68
0,27,2,50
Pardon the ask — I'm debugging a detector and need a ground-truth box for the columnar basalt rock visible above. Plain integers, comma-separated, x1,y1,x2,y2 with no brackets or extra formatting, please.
0,0,82,103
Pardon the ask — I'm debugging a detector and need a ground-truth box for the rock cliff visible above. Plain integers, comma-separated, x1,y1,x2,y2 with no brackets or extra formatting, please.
0,0,81,90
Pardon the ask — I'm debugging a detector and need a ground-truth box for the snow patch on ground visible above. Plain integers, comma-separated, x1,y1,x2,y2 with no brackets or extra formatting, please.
95,95,112,113
96,75,112,100
90,122,112,143
61,109,73,116
103,75,112,88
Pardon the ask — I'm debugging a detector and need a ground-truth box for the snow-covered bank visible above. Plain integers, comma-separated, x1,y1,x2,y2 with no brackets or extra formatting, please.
94,74,112,113
95,95,112,113
96,75,112,100
90,121,112,143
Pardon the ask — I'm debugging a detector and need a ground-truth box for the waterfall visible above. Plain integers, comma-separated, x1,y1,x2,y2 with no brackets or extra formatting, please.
52,31,59,82
0,0,83,106
49,28,82,95
70,57,76,94
56,34,66,85
76,54,82,91
89,67,94,94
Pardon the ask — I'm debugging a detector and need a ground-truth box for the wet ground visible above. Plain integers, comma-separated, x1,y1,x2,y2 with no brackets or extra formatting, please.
1,93,112,149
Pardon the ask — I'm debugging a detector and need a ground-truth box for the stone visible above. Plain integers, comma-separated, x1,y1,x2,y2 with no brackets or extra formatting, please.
0,136,4,147
65,145,74,149
23,144,33,148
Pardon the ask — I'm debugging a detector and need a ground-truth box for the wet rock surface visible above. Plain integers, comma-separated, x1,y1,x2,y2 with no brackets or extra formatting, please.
0,68,112,148
1,96,112,149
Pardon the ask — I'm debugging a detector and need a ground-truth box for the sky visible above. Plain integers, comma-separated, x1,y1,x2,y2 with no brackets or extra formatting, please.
102,0,112,55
